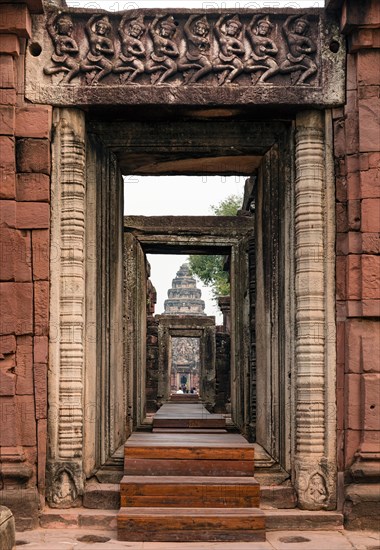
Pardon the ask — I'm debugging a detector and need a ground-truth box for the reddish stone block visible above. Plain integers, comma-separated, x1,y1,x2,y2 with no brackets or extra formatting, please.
0,55,16,89
337,233,348,256
357,51,380,87
362,232,380,254
0,88,16,105
363,374,380,430
347,171,360,201
347,199,361,229
347,300,363,317
16,139,51,174
346,255,361,300
37,417,47,492
362,327,380,374
15,106,52,139
0,106,15,135
336,322,345,366
346,53,357,92
32,229,49,281
347,231,363,254
333,118,346,158
359,98,380,153
362,300,380,317
33,336,47,364
368,152,380,169
34,281,48,336
0,227,32,282
0,34,20,57
358,85,380,100
336,256,346,300
362,255,380,299
0,4,32,38
17,395,36,446
350,28,380,52
16,173,49,202
361,198,380,232
345,90,359,156
34,362,47,419
345,429,361,469
346,373,361,430
0,334,16,356
15,335,33,394
346,319,380,373
346,154,360,174
0,396,17,446
336,175,347,203
336,203,348,233
0,135,16,199
16,202,49,229
0,352,16,395
360,168,380,199
0,282,33,335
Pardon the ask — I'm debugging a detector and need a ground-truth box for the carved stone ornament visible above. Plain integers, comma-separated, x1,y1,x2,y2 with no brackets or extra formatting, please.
46,462,84,508
26,8,345,106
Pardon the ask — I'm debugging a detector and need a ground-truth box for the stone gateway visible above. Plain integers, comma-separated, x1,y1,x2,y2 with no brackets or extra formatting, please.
0,0,378,537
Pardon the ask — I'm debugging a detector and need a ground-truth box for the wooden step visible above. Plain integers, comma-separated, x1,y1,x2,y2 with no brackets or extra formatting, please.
120,475,260,508
117,507,265,542
152,428,227,433
153,402,226,429
169,394,200,403
124,433,254,476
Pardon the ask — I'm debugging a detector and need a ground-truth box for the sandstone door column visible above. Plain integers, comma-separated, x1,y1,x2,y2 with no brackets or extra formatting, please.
294,110,337,510
48,108,86,506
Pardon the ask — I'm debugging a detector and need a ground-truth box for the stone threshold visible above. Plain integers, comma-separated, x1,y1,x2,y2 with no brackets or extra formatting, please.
36,507,343,532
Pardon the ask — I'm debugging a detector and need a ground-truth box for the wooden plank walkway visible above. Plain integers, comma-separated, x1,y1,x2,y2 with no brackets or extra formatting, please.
153,402,226,430
117,402,265,542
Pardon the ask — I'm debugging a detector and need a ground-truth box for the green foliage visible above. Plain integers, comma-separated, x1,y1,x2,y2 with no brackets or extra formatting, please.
210,194,242,216
189,194,242,298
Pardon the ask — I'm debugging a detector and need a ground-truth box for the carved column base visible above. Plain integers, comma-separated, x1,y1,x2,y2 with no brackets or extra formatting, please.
46,461,84,508
295,457,337,510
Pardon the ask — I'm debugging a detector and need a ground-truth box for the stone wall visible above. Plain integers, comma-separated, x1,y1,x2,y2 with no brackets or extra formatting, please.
331,0,380,529
0,0,50,529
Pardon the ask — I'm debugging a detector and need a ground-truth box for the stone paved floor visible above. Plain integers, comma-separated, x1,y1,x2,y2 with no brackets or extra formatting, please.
14,529,380,550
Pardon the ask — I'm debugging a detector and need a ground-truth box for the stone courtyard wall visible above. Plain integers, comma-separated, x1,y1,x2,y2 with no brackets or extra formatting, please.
0,0,51,529
331,0,380,528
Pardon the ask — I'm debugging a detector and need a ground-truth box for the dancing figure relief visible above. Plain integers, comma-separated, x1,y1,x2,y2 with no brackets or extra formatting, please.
146,16,179,84
44,13,80,83
280,15,317,84
43,11,320,87
214,15,245,85
181,15,212,84
82,15,115,85
114,14,146,83
245,15,279,84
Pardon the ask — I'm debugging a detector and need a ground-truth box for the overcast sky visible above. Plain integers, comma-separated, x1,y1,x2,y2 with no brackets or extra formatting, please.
67,0,321,321
126,175,246,321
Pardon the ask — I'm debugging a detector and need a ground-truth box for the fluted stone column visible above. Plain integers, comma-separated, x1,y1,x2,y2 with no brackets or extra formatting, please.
47,108,86,506
294,111,337,510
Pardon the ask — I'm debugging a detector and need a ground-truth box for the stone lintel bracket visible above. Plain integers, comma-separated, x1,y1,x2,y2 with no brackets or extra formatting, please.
26,8,345,107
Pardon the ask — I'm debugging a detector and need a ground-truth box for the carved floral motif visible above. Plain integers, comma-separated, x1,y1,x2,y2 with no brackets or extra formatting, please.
43,11,320,87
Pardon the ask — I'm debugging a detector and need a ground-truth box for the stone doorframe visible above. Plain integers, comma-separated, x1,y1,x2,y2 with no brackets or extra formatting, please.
34,2,344,512
156,316,216,409
47,109,337,511
123,215,254,433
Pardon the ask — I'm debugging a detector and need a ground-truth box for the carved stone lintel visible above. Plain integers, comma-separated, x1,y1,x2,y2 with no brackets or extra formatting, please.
26,8,345,106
